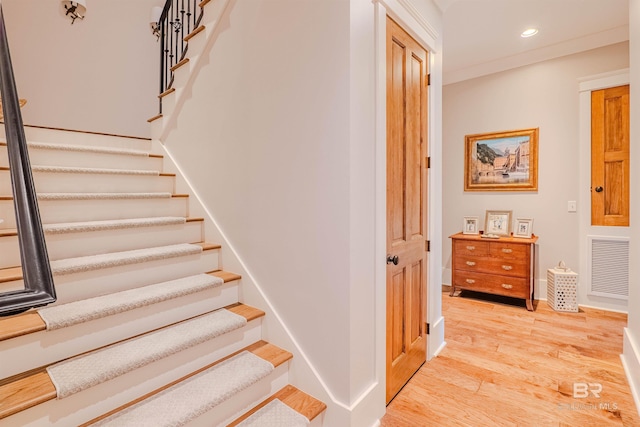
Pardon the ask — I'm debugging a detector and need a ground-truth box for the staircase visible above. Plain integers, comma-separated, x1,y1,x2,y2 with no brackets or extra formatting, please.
0,126,326,426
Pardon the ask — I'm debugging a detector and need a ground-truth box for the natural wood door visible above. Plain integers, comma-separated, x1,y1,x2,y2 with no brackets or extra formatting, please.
386,16,428,404
591,85,629,226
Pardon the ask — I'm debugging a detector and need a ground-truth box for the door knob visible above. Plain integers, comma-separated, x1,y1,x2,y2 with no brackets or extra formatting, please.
386,255,399,265
595,186,603,193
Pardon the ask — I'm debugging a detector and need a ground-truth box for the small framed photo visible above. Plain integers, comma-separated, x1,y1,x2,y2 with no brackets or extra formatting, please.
463,216,479,235
514,218,533,238
484,210,512,236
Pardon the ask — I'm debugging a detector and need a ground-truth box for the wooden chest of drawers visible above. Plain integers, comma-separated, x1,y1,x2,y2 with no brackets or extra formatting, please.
450,233,538,310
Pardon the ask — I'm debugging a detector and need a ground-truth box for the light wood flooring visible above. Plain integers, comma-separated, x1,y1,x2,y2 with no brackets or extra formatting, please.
381,290,640,427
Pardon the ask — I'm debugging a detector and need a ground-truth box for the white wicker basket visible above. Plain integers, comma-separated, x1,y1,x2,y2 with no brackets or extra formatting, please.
547,267,578,312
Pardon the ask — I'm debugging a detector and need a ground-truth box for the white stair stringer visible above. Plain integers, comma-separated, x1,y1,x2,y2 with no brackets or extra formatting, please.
0,217,203,268
0,243,219,304
3,316,264,427
0,276,239,380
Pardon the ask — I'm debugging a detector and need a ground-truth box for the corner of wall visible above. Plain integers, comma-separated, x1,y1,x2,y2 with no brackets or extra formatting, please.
621,329,640,416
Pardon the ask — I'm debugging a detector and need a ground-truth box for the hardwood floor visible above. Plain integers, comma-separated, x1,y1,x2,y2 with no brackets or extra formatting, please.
381,290,640,427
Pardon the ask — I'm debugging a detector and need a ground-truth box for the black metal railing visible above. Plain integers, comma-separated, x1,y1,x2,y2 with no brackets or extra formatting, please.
157,0,204,114
0,4,56,316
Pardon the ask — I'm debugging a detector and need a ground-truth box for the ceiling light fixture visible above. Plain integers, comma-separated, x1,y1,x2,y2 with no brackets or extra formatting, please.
521,28,538,38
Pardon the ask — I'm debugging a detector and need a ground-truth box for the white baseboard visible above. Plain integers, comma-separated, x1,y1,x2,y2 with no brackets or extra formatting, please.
621,328,640,417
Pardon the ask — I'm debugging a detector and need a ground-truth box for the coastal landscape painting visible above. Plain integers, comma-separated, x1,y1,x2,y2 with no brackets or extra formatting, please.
464,128,539,191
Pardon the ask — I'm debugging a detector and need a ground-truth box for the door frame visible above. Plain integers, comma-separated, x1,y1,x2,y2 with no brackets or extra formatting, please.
578,68,630,312
373,0,444,404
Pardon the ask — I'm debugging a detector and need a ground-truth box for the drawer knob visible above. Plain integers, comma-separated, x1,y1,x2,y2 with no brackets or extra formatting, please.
465,279,475,284
502,265,513,271
465,261,476,266
501,283,513,289
501,248,513,253
466,245,475,251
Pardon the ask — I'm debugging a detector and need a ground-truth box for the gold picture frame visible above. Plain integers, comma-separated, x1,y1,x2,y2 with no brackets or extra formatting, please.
484,210,512,237
464,128,538,191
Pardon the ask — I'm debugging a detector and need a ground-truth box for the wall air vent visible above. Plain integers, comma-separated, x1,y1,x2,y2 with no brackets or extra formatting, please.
588,235,629,300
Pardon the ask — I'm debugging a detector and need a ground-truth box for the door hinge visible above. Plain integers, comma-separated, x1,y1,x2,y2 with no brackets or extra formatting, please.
426,240,430,252
427,156,431,169
426,322,430,334
426,73,431,86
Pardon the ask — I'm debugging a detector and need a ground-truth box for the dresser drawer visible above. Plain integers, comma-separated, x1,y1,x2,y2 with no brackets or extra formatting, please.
489,242,528,260
484,257,529,277
452,271,530,299
453,240,489,257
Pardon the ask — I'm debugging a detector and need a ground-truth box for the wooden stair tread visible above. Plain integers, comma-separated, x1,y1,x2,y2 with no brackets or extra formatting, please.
158,87,175,99
0,217,204,238
184,25,205,42
0,242,220,284
208,270,242,283
227,385,326,426
0,371,56,419
81,341,290,426
170,58,189,73
0,305,266,421
0,269,241,342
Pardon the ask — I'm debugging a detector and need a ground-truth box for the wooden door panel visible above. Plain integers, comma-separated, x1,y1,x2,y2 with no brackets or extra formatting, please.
409,260,424,344
388,39,406,245
389,269,406,363
386,16,428,404
591,85,629,226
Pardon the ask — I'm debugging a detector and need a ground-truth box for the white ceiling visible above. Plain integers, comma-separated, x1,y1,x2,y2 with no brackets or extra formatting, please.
437,0,630,85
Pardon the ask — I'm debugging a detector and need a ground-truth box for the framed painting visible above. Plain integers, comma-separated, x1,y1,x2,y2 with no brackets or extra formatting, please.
463,216,479,235
514,217,534,238
464,128,539,191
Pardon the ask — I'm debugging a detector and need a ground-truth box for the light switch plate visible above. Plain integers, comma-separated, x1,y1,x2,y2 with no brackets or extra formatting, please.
568,201,577,212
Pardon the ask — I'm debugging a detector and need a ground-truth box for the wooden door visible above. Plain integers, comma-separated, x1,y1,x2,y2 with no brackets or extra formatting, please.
591,85,630,226
386,16,428,404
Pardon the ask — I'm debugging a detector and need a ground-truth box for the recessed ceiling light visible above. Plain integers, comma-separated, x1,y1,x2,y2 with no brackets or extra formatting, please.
521,28,539,38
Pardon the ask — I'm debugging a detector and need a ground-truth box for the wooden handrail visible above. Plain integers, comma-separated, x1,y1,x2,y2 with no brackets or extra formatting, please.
0,4,56,316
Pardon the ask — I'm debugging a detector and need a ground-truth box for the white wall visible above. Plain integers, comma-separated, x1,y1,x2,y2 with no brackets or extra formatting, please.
3,0,160,138
442,42,629,307
163,0,354,408
622,0,640,414
159,0,442,425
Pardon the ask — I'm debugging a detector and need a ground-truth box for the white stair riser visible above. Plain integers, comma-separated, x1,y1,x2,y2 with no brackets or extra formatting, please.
2,250,219,305
3,323,264,427
0,198,188,228
192,364,290,427
0,170,175,194
0,282,240,380
52,249,220,304
0,221,203,268
0,147,162,171
0,125,153,151
172,63,191,89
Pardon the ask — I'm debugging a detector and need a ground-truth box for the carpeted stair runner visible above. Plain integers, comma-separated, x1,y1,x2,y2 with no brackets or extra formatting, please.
32,165,160,176
37,273,223,330
237,399,310,427
92,351,274,426
50,243,202,275
27,141,150,157
37,192,172,201
47,308,248,399
43,217,186,234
